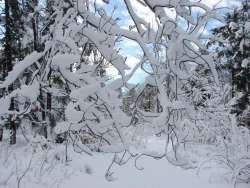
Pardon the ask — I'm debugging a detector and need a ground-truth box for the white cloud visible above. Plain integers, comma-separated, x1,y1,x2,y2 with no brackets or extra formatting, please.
125,55,147,84
93,0,105,5
106,66,119,78
121,19,134,29
106,54,141,81
125,55,140,69
121,0,158,30
121,10,129,17
122,39,138,48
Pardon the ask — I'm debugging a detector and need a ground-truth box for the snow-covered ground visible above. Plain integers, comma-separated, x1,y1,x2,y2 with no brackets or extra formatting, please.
61,153,248,188
0,134,249,188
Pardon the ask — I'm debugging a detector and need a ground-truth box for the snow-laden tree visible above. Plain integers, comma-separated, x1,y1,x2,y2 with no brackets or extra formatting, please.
0,0,249,184
0,0,28,144
118,0,222,157
0,0,230,155
0,0,51,143
114,1,249,182
211,0,250,128
0,0,132,153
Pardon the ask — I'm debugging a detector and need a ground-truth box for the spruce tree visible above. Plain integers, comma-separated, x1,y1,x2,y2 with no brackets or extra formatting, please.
0,0,38,143
212,1,250,128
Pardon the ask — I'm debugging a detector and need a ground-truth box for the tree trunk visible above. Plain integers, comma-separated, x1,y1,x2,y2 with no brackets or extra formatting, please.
232,67,235,98
9,0,23,60
30,0,39,51
9,119,16,145
47,91,52,138
4,0,12,74
9,98,16,145
0,128,3,141
39,85,47,139
5,0,17,145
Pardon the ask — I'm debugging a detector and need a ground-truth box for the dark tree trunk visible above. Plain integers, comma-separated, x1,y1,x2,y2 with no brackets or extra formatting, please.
0,128,3,141
47,92,52,113
30,0,39,51
9,0,23,60
232,67,235,98
47,91,52,138
9,119,17,145
5,0,17,145
4,0,12,75
9,98,16,145
39,85,47,138
39,86,46,121
32,18,38,51
30,0,40,134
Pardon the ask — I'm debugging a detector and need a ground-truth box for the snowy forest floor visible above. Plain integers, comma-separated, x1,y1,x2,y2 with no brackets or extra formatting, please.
0,132,249,188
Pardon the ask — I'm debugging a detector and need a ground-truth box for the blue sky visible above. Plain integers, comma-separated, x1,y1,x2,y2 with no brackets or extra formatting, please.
94,0,241,84
94,0,145,84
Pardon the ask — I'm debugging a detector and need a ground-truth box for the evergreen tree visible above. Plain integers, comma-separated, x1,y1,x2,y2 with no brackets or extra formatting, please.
1,0,25,144
0,0,130,149
212,1,250,128
0,0,42,143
